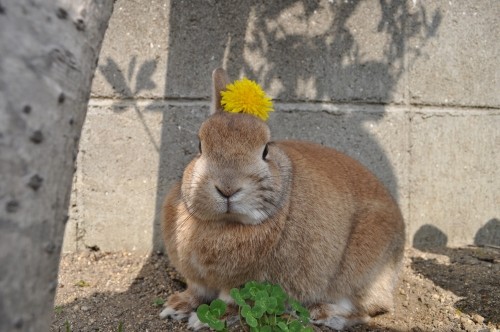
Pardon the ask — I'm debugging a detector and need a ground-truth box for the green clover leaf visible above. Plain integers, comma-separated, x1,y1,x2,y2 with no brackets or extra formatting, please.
241,304,252,318
245,314,258,328
208,319,225,331
251,303,266,319
210,299,227,318
277,321,289,331
230,288,246,306
196,304,211,323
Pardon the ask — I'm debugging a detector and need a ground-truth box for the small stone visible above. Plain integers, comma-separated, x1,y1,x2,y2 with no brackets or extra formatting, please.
460,316,477,332
471,313,484,324
81,305,90,312
23,105,32,114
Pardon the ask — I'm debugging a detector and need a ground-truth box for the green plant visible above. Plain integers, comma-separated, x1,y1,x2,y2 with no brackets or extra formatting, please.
64,320,71,332
54,305,63,314
74,280,90,287
197,281,313,332
152,297,165,307
197,299,227,331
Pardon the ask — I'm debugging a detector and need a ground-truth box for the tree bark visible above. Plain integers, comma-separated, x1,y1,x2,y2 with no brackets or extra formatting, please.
0,1,113,330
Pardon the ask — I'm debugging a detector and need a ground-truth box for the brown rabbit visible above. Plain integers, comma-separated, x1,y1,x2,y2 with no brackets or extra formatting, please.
160,68,405,330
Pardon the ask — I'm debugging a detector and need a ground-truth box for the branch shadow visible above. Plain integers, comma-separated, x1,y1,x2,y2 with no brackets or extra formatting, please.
98,57,161,152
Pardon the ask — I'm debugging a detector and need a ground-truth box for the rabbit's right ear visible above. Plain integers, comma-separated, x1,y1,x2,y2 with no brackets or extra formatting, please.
211,68,230,114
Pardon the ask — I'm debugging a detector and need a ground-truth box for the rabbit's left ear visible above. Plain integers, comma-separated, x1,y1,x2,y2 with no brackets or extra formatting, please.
211,68,230,114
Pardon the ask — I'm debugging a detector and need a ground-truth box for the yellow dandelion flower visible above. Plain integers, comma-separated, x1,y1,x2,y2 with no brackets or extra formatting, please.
220,77,274,121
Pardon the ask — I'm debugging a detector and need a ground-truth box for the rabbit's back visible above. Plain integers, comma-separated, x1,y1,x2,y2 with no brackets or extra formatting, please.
257,140,404,303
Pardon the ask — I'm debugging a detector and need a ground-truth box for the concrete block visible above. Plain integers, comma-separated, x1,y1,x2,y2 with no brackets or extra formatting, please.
90,0,169,99
409,109,500,248
409,1,500,108
62,101,210,252
70,102,164,252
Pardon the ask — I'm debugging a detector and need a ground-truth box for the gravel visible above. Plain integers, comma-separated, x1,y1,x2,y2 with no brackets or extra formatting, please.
51,246,500,332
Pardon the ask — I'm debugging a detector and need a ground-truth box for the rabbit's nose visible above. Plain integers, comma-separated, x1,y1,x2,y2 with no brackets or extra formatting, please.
215,185,241,199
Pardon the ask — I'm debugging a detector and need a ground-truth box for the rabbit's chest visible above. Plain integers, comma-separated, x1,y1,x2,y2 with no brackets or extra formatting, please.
175,220,277,282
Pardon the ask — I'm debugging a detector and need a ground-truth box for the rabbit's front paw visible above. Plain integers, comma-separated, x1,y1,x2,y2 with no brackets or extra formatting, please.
309,300,369,330
159,306,189,321
159,292,194,321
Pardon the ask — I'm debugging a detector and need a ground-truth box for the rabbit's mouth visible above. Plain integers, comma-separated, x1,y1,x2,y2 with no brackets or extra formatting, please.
217,211,265,226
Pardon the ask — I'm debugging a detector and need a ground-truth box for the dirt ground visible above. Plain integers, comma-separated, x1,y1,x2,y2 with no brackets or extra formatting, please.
51,246,499,332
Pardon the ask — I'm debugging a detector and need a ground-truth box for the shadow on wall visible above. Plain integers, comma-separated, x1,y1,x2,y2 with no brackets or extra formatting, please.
413,219,500,250
155,0,442,249
98,56,161,152
411,221,500,325
474,218,500,247
412,224,448,250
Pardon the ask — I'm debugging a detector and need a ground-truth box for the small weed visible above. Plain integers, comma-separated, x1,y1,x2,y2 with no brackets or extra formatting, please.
152,297,165,307
54,305,63,314
117,321,124,332
197,281,313,332
64,320,71,332
74,280,90,287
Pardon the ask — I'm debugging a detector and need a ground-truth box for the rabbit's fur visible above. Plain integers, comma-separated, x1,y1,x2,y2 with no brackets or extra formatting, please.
160,68,405,330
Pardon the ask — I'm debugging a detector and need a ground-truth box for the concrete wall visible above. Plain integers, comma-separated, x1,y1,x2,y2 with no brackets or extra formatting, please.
63,0,500,253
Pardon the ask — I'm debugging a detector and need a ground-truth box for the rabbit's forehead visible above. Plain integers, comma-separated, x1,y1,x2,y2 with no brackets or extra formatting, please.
199,113,270,148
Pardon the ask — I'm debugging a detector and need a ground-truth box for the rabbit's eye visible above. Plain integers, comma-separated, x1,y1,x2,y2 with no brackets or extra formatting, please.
198,140,202,154
262,144,269,160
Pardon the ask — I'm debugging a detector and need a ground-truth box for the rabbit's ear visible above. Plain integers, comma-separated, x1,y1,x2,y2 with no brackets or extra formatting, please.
211,68,230,114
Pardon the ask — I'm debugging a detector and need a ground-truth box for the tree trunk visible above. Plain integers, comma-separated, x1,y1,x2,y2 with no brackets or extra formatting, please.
0,1,113,330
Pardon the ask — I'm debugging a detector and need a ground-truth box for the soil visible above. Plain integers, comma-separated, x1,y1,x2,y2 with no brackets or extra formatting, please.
51,246,500,332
